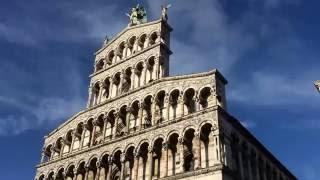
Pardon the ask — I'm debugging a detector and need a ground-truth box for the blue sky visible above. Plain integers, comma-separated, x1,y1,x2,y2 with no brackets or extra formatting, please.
0,0,319,179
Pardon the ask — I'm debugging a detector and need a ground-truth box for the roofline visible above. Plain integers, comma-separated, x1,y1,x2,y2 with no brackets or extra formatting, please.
219,107,297,179
45,69,226,138
95,18,172,55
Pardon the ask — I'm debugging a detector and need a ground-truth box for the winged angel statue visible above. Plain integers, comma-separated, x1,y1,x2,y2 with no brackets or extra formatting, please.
161,4,171,21
126,4,147,26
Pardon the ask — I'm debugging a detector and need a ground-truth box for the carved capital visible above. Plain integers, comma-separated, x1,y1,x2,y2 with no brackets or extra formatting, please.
96,161,101,168
162,142,168,150
120,153,126,163
148,146,154,153
178,137,184,144
126,107,133,113
108,156,113,165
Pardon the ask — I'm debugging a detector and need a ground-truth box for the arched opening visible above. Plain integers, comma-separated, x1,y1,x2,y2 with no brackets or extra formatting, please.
38,174,45,180
242,143,249,179
100,153,110,180
250,151,258,179
111,150,122,180
138,34,147,51
136,142,149,180
169,89,180,120
53,137,63,158
112,72,121,97
116,42,125,62
258,158,265,180
146,56,155,83
154,91,166,124
43,145,52,162
76,162,86,180
116,106,128,137
183,88,196,115
129,101,139,131
152,138,163,178
159,60,165,78
167,133,179,176
122,68,132,93
134,62,144,88
87,158,98,180
56,168,65,180
231,133,241,176
65,165,75,180
199,87,212,110
91,82,101,106
142,96,152,129
47,172,54,180
63,130,73,154
124,146,135,179
93,114,105,146
72,123,83,151
200,123,213,168
83,118,94,148
96,59,105,72
183,129,195,172
105,110,116,139
149,32,159,46
102,77,111,101
107,51,116,65
127,36,136,56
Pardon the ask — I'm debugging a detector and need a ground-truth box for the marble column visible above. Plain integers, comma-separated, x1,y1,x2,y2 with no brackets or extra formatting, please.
126,107,132,134
194,131,201,169
147,147,154,180
120,153,126,180
84,166,89,180
90,122,97,147
178,137,184,173
87,85,93,108
95,161,101,180
102,118,107,141
79,124,86,150
70,130,76,153
113,113,119,138
106,156,113,180
72,170,77,180
161,142,168,178
139,103,144,130
133,152,139,180
130,68,135,90
40,151,45,163
119,73,124,95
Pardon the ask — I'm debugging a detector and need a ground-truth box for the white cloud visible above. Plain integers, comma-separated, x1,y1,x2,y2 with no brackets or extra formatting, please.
229,71,320,106
240,120,257,129
0,23,38,46
0,95,85,136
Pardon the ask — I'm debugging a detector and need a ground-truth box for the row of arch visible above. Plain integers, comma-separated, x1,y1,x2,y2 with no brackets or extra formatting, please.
38,122,290,180
37,122,220,180
43,87,215,163
89,55,165,107
95,31,161,72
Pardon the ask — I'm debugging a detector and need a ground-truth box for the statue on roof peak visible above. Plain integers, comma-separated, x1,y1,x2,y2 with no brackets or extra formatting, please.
126,4,147,26
161,4,171,21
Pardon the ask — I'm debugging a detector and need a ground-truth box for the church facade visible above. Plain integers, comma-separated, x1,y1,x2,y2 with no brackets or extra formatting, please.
35,7,296,180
